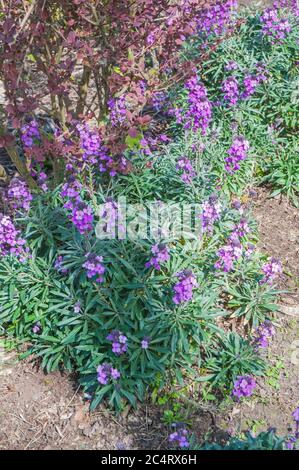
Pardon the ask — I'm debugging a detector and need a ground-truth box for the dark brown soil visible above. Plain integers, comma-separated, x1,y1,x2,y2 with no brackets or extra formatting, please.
0,355,164,450
253,188,299,305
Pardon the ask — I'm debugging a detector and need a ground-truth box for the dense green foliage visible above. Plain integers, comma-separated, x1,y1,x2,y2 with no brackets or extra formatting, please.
0,6,298,414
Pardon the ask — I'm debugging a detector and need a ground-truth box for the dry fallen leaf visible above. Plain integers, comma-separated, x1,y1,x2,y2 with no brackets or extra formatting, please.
0,164,7,181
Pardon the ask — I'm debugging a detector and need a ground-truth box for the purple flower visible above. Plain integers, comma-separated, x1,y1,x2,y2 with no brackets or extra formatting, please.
76,122,114,174
106,330,128,356
225,60,238,71
21,119,40,148
99,198,122,236
61,177,82,202
245,242,255,258
37,171,48,192
196,0,237,37
169,428,189,448
97,363,120,385
77,122,101,164
74,301,81,314
201,195,221,234
145,243,170,270
0,214,27,260
173,270,198,305
260,8,291,43
184,76,212,134
141,337,150,350
54,255,68,275
151,91,168,112
108,96,127,127
285,436,297,450
225,136,250,174
32,322,41,334
232,375,256,399
292,407,299,423
260,257,282,284
253,320,276,348
82,253,105,283
214,240,242,272
233,218,250,238
70,201,94,234
6,178,33,212
222,76,239,106
292,406,299,441
176,157,196,184
215,218,250,272
241,70,267,99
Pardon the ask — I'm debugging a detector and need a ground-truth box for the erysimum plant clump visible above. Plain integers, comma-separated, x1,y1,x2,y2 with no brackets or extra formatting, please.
0,2,298,413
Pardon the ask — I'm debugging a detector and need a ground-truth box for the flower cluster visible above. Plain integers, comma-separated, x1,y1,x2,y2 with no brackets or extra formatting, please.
140,133,170,157
97,363,120,385
293,407,299,437
260,8,291,42
253,320,276,348
225,136,250,173
141,337,150,350
76,122,117,175
74,301,81,314
241,70,267,99
225,60,238,71
61,177,82,203
71,202,94,234
201,195,221,234
215,218,250,272
32,322,42,334
61,178,94,234
82,253,105,283
260,257,282,284
197,0,237,37
6,178,32,212
176,157,196,184
151,91,168,112
21,119,40,148
169,428,189,448
232,375,256,399
173,270,198,305
106,330,128,355
286,407,299,449
37,171,48,192
145,243,170,270
222,76,239,106
77,123,103,165
0,214,27,260
54,255,68,275
99,198,120,236
184,76,212,134
108,96,127,127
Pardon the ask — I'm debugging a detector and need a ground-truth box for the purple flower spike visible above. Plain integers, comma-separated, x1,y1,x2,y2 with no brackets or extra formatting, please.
222,76,239,106
253,320,275,348
232,375,256,399
225,136,250,174
176,157,196,184
82,253,105,283
97,363,121,385
260,257,282,284
169,428,189,448
145,243,170,270
173,270,198,305
107,330,128,355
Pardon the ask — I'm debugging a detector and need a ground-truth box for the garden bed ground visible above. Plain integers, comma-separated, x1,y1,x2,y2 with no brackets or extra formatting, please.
0,188,298,450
